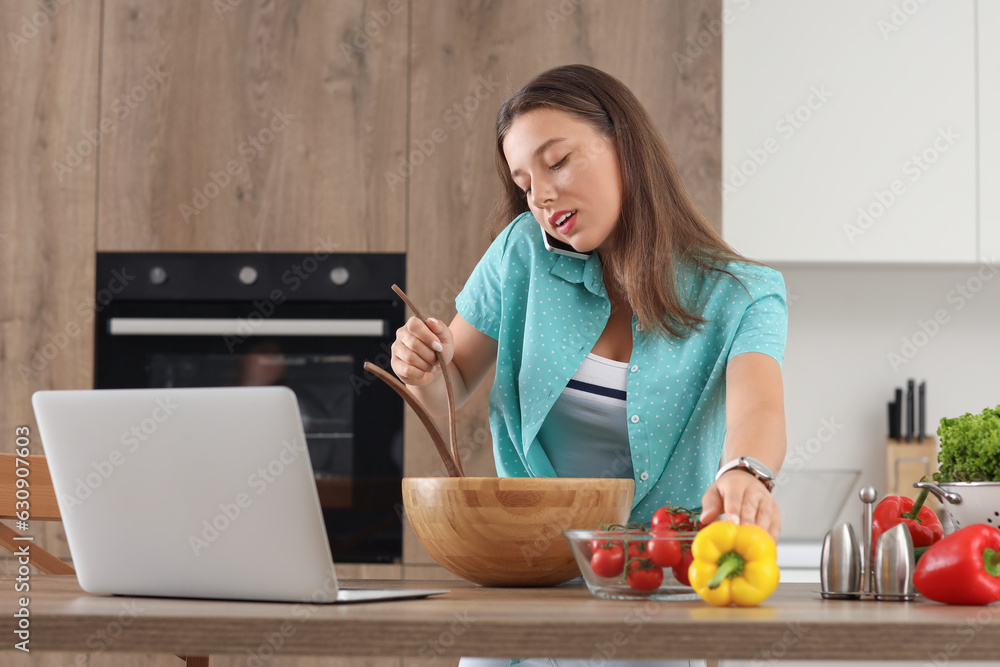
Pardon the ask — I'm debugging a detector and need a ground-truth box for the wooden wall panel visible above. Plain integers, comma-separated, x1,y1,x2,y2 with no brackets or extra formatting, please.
0,0,101,568
403,0,722,563
1,0,723,587
97,0,408,252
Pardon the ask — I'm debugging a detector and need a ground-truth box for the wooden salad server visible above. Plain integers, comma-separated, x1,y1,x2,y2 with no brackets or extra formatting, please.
362,284,464,477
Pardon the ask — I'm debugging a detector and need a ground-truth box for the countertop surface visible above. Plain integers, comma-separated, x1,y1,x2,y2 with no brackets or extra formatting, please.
3,575,1000,661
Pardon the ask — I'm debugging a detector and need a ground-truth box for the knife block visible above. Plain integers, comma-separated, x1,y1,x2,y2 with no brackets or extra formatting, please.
885,436,939,506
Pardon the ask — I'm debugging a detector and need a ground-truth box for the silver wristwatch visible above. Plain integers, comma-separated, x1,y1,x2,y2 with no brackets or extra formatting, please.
715,456,775,492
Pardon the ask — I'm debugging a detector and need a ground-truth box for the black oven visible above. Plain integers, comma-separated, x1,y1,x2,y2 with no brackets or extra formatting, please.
94,252,405,563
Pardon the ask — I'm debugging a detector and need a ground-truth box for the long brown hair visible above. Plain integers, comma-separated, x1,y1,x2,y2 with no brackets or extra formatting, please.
491,64,755,340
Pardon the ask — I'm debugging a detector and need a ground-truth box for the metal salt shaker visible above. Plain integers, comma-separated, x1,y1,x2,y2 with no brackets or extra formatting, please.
820,522,862,599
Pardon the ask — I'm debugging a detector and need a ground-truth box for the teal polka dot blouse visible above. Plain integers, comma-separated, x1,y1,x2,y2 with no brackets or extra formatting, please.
455,212,788,523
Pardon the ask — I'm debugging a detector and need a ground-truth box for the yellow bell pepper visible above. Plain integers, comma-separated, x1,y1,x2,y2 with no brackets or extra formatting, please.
688,521,780,607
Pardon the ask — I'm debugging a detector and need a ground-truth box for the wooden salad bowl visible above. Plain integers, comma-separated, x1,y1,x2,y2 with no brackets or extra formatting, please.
403,476,634,587
364,286,633,586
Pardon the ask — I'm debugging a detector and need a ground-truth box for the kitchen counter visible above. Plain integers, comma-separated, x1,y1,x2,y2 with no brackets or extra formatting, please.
2,575,999,661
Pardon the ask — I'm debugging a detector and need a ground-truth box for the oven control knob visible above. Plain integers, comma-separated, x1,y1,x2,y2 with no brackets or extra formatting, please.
329,266,350,286
149,266,168,285
238,266,258,285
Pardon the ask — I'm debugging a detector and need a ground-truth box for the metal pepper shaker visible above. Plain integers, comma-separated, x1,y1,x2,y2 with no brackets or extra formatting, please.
873,523,917,601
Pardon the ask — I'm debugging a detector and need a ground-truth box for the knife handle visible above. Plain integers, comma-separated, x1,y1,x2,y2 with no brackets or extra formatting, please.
905,380,915,443
894,388,903,441
918,381,926,442
888,400,901,440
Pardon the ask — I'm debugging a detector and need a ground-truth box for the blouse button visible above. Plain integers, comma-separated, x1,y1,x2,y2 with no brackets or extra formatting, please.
630,415,640,424
639,471,649,481
630,365,638,373
636,324,644,332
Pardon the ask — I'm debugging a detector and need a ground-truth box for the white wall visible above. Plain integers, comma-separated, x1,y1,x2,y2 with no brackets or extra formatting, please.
774,261,1000,533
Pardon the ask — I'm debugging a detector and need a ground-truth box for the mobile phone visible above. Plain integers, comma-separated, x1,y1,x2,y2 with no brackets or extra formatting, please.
542,231,593,260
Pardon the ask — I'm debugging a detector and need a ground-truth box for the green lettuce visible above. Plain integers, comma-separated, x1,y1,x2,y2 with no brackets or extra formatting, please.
934,405,1000,482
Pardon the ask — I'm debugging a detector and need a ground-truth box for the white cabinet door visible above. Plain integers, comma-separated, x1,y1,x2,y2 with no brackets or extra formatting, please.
980,0,1000,263
723,0,977,263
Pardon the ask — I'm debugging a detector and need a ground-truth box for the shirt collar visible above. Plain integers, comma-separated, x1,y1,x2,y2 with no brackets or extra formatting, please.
549,252,607,299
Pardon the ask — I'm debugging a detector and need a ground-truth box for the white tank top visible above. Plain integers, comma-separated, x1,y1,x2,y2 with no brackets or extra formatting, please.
536,353,633,479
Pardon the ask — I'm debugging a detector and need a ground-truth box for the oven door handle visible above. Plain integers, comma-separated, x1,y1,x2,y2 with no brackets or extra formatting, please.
108,317,386,337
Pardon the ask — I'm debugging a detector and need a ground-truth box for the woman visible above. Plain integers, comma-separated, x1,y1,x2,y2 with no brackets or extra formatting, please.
391,64,787,666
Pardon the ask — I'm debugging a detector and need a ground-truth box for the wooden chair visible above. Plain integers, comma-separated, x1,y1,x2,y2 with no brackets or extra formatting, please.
0,453,209,667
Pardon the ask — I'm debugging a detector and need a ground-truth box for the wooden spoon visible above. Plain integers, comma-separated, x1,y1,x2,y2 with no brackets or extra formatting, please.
361,284,464,477
362,362,462,477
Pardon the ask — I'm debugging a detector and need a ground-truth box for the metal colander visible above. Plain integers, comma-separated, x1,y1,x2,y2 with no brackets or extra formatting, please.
914,481,1000,530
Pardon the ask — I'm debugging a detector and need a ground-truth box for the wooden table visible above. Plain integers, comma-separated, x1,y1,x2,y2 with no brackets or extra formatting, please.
3,575,1000,661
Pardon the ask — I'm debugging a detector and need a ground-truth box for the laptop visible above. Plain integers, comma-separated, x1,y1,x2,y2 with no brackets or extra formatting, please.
31,386,448,604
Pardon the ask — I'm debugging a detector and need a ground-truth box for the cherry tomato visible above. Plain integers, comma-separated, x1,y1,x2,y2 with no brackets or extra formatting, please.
590,532,626,552
671,549,695,586
650,506,695,532
647,529,682,568
627,540,648,559
626,559,664,591
590,544,625,578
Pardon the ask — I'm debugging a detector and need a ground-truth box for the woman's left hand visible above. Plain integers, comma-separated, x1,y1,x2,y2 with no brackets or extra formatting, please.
699,470,781,542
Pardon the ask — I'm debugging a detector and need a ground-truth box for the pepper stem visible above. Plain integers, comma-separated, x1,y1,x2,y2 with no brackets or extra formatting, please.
707,551,746,590
901,487,930,522
984,548,1000,578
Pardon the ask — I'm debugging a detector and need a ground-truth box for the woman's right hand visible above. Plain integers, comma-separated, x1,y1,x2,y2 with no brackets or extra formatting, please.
390,316,455,387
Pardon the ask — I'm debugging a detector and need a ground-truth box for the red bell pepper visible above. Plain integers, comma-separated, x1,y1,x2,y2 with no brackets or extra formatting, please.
913,524,1000,605
872,487,944,552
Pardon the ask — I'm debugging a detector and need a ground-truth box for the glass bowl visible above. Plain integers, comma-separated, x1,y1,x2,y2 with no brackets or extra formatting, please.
563,529,700,601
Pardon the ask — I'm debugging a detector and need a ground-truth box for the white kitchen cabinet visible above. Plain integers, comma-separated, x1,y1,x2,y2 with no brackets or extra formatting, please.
723,0,978,263
980,0,1000,263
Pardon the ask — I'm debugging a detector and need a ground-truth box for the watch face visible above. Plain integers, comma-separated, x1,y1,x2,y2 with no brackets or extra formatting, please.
741,457,774,480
